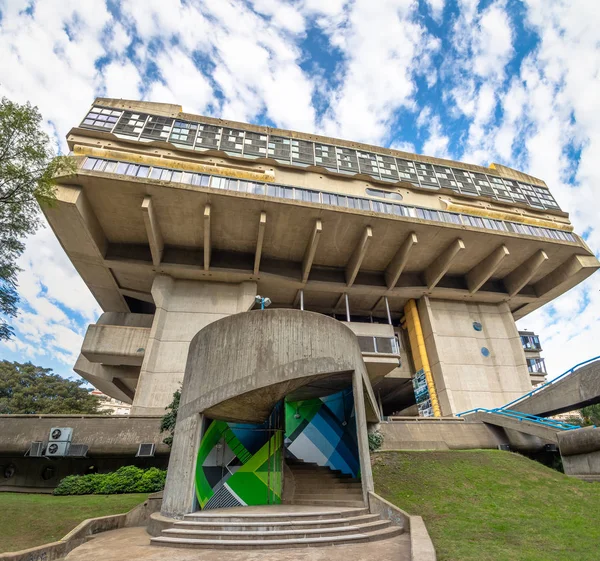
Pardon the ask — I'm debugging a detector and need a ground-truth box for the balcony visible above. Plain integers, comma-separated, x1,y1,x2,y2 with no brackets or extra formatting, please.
342,322,401,381
520,334,542,352
527,357,547,375
81,324,150,366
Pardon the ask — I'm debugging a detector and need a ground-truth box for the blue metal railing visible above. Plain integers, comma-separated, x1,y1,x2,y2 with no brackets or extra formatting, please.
456,408,581,431
498,355,600,412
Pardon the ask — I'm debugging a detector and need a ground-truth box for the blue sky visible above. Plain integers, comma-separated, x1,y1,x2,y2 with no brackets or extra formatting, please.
0,0,599,383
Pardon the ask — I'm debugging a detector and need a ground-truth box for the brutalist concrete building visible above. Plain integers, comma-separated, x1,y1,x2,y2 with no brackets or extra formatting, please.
30,98,598,515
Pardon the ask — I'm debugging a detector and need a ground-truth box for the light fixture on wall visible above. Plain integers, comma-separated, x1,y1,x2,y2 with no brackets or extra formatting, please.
255,295,272,310
294,405,301,419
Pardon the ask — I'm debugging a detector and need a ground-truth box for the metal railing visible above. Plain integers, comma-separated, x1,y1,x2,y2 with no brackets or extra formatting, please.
456,408,581,431
357,336,400,355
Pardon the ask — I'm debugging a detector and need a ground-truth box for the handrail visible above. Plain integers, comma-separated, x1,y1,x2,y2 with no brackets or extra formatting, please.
456,407,581,431
498,355,600,411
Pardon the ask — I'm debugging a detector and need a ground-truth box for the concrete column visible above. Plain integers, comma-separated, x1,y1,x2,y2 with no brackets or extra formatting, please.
131,277,257,415
353,370,374,504
161,413,204,518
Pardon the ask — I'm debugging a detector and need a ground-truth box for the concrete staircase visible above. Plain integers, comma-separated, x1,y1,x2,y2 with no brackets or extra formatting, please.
286,459,365,508
150,505,404,549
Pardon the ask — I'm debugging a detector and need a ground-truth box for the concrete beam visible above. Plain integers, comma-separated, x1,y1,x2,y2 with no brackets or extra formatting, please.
385,232,418,289
424,238,466,289
535,254,598,298
504,249,548,297
112,377,136,401
203,204,211,271
346,226,373,287
335,293,346,310
466,244,510,294
141,196,164,267
302,218,323,283
253,211,267,275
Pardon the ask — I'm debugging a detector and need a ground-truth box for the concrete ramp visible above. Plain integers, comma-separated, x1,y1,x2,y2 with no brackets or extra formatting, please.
468,411,561,443
508,358,600,417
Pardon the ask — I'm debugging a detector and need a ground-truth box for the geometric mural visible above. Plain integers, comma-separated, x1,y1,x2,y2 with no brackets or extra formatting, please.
195,405,283,510
285,388,360,478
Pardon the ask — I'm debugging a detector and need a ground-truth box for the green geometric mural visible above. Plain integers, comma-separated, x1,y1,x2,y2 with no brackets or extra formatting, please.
195,414,283,510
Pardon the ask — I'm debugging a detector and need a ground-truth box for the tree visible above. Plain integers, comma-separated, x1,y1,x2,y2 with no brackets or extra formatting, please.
0,360,102,414
0,97,75,340
160,388,181,447
581,404,600,426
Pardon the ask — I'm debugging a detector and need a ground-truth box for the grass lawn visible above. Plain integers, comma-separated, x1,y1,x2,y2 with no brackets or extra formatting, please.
0,493,148,553
373,450,600,561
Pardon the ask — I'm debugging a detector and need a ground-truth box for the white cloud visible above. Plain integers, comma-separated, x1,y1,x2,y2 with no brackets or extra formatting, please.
425,0,445,23
316,0,439,144
422,115,450,159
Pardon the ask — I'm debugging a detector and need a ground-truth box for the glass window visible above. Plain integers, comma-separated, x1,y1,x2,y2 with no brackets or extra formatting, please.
82,157,97,170
116,162,129,175
104,161,118,173
136,166,150,178
365,187,402,201
125,164,139,176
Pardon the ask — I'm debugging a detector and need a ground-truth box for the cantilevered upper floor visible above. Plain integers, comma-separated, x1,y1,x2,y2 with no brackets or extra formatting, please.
43,98,599,324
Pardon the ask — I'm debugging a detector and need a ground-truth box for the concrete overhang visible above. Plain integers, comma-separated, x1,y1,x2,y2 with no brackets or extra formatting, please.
81,324,149,366
42,166,599,321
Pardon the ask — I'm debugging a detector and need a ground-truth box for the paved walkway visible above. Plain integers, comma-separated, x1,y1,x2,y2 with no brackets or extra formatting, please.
64,526,411,561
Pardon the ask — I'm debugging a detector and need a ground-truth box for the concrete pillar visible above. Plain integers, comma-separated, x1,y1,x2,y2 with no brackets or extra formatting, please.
161,413,204,518
132,277,257,415
353,370,374,503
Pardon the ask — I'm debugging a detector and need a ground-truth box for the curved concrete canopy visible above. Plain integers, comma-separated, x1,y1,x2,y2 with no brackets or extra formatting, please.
178,309,375,424
162,309,378,517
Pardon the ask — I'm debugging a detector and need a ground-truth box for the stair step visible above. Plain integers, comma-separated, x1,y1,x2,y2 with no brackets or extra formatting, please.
292,499,365,508
294,489,363,501
163,519,391,540
183,507,368,523
173,513,381,531
151,526,403,549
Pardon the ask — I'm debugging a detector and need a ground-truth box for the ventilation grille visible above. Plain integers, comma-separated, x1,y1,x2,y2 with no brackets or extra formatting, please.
67,444,89,457
28,442,44,457
136,443,156,457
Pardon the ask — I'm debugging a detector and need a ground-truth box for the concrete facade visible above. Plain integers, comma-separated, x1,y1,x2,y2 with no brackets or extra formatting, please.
419,297,532,414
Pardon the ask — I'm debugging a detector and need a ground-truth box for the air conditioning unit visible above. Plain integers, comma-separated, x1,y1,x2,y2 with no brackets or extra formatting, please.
46,441,70,457
49,427,73,442
27,441,45,457
136,443,156,457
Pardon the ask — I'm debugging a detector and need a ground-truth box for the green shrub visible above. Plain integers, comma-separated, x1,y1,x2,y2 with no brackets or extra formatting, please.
368,431,384,452
53,466,167,496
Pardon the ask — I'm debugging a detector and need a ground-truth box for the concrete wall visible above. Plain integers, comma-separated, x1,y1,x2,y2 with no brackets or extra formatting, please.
0,455,168,491
162,309,378,517
0,415,169,456
131,277,257,415
558,426,600,481
379,419,549,452
379,420,503,450
419,297,532,415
